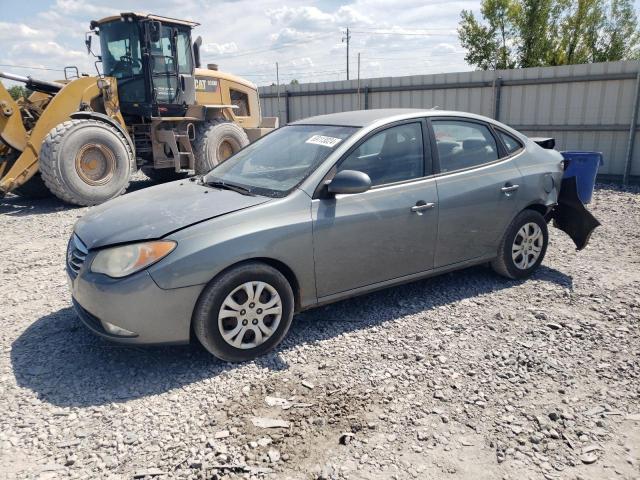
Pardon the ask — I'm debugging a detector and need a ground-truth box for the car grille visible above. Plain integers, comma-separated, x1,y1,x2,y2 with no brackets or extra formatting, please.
67,234,88,278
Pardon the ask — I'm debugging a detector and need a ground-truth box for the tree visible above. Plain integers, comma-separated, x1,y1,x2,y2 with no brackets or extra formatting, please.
594,0,640,61
516,0,555,67
458,0,640,70
290,79,300,85
7,85,30,100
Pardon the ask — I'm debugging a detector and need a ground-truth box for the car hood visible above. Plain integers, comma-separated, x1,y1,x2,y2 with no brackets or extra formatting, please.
74,180,271,249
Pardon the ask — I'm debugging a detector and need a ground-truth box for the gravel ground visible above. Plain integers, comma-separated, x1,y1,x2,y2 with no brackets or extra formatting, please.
0,180,639,480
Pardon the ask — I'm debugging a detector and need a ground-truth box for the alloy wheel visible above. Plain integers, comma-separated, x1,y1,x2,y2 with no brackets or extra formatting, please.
218,281,282,349
512,222,544,270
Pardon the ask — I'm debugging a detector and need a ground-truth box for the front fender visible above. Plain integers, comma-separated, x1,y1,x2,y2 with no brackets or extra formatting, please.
70,111,135,157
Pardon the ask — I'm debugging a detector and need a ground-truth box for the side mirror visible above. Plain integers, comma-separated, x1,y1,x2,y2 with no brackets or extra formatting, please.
85,34,92,54
149,21,161,43
327,170,371,195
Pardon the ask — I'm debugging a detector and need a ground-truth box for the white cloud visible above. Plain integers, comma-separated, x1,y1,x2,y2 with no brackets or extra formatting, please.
202,42,239,55
0,22,40,41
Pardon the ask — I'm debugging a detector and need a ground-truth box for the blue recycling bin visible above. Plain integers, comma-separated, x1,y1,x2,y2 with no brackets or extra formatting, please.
561,151,603,204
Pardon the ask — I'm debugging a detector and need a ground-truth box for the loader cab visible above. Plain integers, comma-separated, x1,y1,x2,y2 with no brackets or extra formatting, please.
93,13,197,119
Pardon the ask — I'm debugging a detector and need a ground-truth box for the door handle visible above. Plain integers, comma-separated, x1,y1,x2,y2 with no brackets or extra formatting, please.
411,202,436,214
501,184,520,193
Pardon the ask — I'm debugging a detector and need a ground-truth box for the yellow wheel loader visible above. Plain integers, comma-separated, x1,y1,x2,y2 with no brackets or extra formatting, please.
0,12,278,206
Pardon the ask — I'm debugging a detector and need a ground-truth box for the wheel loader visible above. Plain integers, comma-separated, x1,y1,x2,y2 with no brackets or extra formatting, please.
0,12,278,206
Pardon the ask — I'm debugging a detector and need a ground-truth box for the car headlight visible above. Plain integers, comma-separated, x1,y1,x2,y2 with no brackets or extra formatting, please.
91,240,176,278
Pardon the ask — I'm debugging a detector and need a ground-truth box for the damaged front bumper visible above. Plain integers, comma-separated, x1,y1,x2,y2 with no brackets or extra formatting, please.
549,177,600,250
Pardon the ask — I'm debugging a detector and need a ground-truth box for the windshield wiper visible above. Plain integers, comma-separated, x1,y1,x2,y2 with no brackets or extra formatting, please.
205,179,255,196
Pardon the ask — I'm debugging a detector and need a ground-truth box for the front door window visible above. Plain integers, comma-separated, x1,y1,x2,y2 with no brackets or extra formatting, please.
337,122,425,186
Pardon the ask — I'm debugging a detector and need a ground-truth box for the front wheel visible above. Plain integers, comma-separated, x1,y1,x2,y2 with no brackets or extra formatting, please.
193,262,295,362
39,119,134,206
491,209,549,279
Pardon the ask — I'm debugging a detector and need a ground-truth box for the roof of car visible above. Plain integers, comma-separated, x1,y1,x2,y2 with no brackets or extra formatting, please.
289,108,494,128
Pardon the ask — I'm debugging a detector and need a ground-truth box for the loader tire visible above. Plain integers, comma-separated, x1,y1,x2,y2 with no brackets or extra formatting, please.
13,173,51,199
39,119,134,206
142,166,188,183
192,118,249,174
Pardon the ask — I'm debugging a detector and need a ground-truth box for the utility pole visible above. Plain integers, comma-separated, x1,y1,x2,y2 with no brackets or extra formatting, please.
276,62,281,125
342,27,351,80
357,52,361,109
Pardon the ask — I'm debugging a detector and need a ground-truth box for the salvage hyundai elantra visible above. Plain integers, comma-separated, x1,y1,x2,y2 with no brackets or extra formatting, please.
67,109,599,361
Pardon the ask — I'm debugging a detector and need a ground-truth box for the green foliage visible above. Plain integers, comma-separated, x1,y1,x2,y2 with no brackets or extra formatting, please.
458,0,640,70
290,79,300,85
7,85,30,100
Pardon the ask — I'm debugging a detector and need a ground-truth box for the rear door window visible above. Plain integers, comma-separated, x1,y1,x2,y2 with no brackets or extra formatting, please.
431,120,499,173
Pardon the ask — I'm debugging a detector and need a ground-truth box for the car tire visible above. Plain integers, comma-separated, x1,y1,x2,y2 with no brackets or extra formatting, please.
193,262,295,362
192,118,249,174
491,209,548,280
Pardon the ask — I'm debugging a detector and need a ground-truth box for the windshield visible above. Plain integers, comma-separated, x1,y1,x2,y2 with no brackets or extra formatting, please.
204,125,358,197
99,21,143,79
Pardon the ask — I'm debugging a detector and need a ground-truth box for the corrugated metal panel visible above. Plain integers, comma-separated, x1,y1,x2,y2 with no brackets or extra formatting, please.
258,61,640,178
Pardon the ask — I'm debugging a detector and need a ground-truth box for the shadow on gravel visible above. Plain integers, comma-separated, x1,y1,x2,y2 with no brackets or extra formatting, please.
11,264,571,408
0,177,156,217
0,195,75,217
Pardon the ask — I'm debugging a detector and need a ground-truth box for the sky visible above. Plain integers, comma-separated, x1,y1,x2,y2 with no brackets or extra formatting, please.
0,0,638,88
0,0,482,87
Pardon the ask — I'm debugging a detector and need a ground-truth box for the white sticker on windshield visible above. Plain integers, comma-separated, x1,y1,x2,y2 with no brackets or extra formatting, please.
306,135,343,148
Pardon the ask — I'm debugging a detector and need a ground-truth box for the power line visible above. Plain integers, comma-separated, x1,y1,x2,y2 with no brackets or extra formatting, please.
363,52,466,61
237,69,346,78
352,26,455,31
207,32,336,60
350,30,455,36
0,63,64,72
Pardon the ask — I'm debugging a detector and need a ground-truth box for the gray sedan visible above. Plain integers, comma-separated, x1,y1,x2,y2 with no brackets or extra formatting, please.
67,109,598,361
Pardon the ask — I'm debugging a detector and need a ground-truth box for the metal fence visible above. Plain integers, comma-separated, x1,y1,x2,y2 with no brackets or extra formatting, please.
259,61,640,184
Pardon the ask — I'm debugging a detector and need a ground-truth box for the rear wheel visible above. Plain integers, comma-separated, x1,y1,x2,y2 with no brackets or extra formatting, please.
491,209,548,279
39,119,134,206
193,262,295,362
192,118,249,174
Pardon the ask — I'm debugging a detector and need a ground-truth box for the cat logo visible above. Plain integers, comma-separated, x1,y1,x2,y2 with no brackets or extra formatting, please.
195,77,219,93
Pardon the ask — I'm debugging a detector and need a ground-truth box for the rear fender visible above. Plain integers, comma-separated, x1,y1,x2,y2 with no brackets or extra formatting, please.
550,177,600,251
